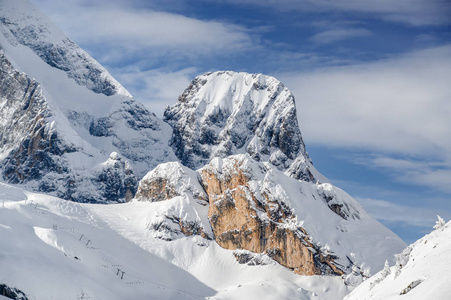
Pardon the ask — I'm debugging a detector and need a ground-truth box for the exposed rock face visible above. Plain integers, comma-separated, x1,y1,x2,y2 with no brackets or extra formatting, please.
92,152,138,203
164,71,316,182
0,50,140,203
0,50,73,190
135,162,212,240
201,155,343,276
133,155,356,276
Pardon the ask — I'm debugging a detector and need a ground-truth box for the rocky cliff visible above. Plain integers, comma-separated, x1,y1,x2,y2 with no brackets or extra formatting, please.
201,155,343,275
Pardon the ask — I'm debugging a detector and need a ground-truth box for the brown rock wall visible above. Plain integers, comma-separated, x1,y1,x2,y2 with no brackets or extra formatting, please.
201,161,343,276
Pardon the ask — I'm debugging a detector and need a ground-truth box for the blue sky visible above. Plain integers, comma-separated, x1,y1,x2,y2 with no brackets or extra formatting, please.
30,0,451,244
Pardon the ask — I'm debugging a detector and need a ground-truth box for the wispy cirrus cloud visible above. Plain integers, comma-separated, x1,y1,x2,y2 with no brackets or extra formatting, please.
359,156,451,194
114,67,197,116
357,197,445,228
310,28,372,44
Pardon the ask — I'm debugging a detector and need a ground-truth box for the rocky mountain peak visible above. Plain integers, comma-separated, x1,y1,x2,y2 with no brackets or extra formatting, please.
164,71,319,182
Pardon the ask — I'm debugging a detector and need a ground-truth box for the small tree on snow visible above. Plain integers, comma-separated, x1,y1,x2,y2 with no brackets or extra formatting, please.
433,215,445,230
381,260,391,278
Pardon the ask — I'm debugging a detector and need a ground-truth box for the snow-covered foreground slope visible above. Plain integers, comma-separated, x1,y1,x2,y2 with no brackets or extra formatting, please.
0,183,213,300
1,182,356,300
345,218,451,300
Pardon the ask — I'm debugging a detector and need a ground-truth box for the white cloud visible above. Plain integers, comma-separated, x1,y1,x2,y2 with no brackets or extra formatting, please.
114,67,198,117
360,156,451,194
310,28,372,44
30,0,255,57
357,197,444,228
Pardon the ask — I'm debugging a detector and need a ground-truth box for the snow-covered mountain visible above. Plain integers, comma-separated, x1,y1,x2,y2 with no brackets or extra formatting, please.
0,0,413,299
0,0,176,202
164,71,325,182
345,217,451,299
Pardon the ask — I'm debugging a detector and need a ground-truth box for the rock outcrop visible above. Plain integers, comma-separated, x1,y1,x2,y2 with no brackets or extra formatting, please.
135,162,212,240
0,50,74,192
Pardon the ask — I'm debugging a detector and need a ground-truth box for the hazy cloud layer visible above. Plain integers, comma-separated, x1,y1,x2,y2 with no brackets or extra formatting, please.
115,67,197,116
361,156,451,194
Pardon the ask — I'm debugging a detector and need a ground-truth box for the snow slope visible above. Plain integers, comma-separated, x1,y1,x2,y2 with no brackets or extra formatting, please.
345,218,451,300
0,181,356,300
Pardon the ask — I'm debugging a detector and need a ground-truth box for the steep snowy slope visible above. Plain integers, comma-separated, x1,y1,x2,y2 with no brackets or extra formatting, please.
0,0,176,202
0,182,355,300
164,71,326,182
345,218,451,300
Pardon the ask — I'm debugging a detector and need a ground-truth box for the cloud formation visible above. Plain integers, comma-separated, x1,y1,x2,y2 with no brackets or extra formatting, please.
361,156,451,194
280,45,451,158
114,67,197,117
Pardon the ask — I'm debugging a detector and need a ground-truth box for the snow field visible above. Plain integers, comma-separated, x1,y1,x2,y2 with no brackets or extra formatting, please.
1,182,355,299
